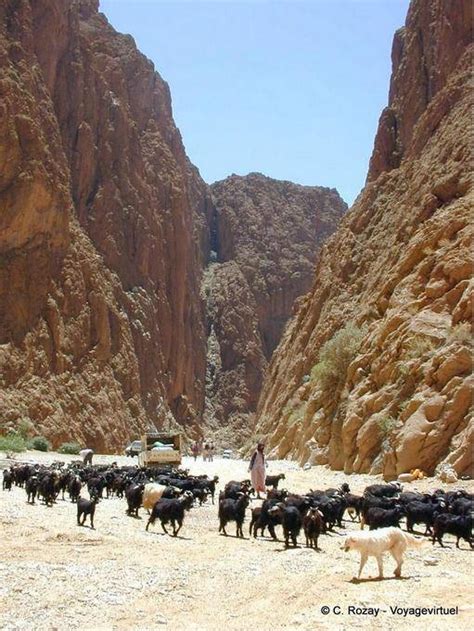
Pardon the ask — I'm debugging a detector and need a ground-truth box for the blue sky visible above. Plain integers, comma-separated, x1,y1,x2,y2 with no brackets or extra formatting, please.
100,0,410,206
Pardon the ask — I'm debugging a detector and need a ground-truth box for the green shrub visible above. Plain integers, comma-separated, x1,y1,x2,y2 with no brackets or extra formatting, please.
397,362,410,376
310,322,366,390
376,415,397,435
17,419,34,439
27,435,50,452
0,433,27,452
58,441,81,455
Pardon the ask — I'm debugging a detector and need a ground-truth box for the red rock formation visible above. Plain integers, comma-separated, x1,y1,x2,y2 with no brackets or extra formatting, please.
203,261,267,444
0,0,211,450
205,174,346,442
254,0,473,477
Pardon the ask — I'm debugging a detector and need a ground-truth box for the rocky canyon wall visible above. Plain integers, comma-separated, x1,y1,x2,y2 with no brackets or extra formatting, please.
0,0,212,450
254,0,473,477
204,174,346,443
0,1,346,451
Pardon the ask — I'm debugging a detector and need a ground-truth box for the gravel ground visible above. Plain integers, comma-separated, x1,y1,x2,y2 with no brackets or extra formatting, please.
0,451,473,631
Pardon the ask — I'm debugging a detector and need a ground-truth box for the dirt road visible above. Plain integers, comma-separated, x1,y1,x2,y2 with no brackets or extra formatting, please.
0,451,472,630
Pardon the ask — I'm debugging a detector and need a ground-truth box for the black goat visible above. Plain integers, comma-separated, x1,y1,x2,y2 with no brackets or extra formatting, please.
12,464,32,487
364,506,406,530
146,493,193,535
449,497,473,516
249,506,263,536
405,500,447,535
267,488,288,501
56,471,71,500
2,469,12,491
196,475,219,504
360,495,399,527
77,494,99,528
111,475,127,498
432,514,473,549
250,499,282,539
265,474,286,489
314,494,345,529
268,503,302,548
219,494,250,537
364,482,401,498
284,494,311,516
398,491,427,505
87,476,106,499
68,476,82,503
125,483,144,517
25,476,38,504
192,487,210,506
303,507,324,549
344,493,364,521
38,472,58,506
223,480,252,500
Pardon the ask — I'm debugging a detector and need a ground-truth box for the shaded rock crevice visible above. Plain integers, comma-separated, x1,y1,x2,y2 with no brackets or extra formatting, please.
203,173,346,444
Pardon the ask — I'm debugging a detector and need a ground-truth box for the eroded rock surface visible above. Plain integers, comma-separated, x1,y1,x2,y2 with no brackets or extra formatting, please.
0,0,211,449
254,0,473,477
0,2,345,450
205,174,346,442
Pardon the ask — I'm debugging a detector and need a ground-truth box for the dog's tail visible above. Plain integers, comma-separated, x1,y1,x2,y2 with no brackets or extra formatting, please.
403,532,428,549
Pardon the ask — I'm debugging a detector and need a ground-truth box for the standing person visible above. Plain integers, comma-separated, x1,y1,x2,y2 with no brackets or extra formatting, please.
80,448,94,466
249,442,266,499
191,441,199,461
203,441,210,462
209,441,215,462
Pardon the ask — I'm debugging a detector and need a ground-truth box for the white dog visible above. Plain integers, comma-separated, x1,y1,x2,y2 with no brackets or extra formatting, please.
342,527,426,579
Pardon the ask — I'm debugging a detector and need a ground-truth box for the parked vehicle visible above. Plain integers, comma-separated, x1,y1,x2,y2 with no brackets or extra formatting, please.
222,449,233,459
125,440,142,457
138,433,182,466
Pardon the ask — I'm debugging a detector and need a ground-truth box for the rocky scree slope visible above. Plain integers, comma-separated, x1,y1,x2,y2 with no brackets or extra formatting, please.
0,0,212,450
203,174,346,444
254,0,473,478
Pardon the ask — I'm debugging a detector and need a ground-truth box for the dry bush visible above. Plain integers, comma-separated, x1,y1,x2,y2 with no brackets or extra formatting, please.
447,322,472,345
17,418,34,438
311,322,366,390
405,335,436,360
397,362,411,377
376,415,397,436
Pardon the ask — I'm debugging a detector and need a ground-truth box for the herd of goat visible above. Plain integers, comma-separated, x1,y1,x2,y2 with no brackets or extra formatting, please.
1,461,472,550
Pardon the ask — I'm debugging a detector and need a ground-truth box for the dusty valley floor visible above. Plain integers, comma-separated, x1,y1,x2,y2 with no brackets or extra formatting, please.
0,452,473,631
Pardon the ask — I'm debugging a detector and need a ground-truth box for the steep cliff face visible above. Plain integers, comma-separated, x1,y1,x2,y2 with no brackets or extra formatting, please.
255,0,473,477
0,0,211,449
204,174,346,442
